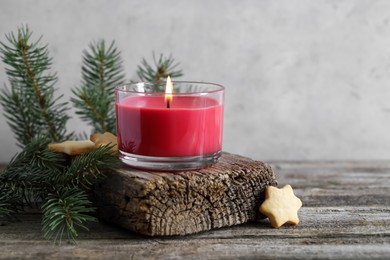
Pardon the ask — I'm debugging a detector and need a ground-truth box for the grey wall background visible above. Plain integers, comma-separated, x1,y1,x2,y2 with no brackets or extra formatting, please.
0,0,389,163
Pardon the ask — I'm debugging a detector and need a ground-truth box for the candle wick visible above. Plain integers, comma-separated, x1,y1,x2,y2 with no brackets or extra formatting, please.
167,100,170,109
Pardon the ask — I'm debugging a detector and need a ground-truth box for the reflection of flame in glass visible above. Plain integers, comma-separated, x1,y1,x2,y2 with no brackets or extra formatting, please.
136,82,145,92
122,139,138,153
165,76,173,108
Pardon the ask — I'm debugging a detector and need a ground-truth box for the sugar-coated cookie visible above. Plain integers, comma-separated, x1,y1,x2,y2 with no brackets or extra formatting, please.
259,184,302,228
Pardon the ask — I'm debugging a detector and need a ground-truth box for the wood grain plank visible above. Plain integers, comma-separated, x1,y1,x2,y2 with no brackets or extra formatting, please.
1,206,389,259
270,161,390,208
1,161,389,259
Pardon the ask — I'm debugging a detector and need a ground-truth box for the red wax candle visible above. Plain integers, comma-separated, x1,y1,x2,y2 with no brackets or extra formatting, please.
116,95,223,157
115,81,225,170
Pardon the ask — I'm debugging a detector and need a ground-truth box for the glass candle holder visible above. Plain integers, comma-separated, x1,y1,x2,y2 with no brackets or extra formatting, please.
115,81,224,171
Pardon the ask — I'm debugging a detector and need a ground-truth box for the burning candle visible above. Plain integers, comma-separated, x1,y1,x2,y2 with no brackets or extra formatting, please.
115,78,224,171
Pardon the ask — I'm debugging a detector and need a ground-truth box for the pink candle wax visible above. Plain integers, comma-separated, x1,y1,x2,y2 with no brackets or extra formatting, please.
116,95,223,157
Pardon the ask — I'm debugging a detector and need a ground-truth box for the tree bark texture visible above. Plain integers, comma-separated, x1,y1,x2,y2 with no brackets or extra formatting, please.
94,152,277,236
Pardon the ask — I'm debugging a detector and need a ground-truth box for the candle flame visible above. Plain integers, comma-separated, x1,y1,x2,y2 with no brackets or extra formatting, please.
165,76,173,108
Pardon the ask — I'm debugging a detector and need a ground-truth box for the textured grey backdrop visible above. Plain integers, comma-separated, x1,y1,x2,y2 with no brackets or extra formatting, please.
0,0,389,163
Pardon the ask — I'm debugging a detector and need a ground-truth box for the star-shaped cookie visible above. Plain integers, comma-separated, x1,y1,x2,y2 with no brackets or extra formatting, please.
259,184,302,228
90,132,118,152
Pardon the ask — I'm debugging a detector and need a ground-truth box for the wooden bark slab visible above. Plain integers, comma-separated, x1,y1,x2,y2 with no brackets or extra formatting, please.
93,152,277,236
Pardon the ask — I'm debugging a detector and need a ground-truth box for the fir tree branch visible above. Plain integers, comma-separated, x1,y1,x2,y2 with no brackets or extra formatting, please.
41,146,119,243
0,25,73,146
54,145,119,190
71,40,125,134
0,136,119,242
42,188,96,243
137,52,183,84
0,136,66,210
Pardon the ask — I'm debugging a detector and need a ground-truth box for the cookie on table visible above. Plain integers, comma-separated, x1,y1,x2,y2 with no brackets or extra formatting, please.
259,184,302,228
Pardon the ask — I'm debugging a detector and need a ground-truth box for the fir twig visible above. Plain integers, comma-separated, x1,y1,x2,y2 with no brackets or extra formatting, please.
0,25,73,146
42,188,96,243
0,136,119,243
0,136,66,211
47,145,119,191
41,145,119,243
71,40,125,134
137,52,183,89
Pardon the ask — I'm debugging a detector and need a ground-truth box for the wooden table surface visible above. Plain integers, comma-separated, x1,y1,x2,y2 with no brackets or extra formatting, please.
1,161,389,259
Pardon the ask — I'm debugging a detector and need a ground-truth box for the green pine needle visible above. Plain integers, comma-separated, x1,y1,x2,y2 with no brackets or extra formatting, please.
0,25,73,147
0,187,23,219
71,40,125,134
137,52,183,85
0,136,119,242
0,136,65,207
42,188,96,243
59,145,119,190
